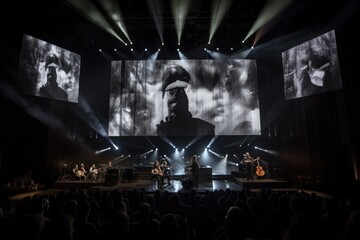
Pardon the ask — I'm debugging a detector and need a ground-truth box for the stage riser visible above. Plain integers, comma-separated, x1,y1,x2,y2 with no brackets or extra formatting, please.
234,179,290,189
52,182,103,189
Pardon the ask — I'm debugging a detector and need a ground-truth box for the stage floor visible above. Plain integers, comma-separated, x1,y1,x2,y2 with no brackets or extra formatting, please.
6,176,332,203
49,175,292,193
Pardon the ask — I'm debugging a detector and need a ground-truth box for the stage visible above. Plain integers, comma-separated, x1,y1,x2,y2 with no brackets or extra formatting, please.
50,174,291,193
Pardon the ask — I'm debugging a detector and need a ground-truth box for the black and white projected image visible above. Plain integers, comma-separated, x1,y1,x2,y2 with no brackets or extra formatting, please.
18,34,81,102
282,30,342,99
108,59,260,136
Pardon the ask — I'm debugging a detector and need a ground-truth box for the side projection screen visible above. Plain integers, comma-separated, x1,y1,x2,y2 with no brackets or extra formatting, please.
109,59,260,136
18,34,81,102
282,30,342,100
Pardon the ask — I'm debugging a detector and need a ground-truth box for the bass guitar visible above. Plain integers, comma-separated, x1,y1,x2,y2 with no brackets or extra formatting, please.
255,158,265,177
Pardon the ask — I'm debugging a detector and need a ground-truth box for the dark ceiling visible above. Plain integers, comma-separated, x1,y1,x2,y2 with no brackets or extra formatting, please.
3,0,354,58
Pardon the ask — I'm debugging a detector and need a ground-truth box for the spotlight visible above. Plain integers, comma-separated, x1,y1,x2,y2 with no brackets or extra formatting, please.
242,40,245,43
130,48,133,51
230,47,233,51
114,48,117,51
130,42,133,45
251,46,254,49
216,47,219,51
178,42,180,45
125,43,128,46
145,48,147,51
177,48,179,51
208,41,210,44
162,42,164,46
204,48,207,50
99,49,102,52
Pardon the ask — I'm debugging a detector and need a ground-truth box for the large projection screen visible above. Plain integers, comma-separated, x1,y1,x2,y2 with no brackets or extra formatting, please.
108,59,260,136
18,34,81,102
282,30,342,100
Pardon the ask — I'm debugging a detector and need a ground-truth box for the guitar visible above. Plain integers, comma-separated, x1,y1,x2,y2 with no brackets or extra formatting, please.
255,157,265,177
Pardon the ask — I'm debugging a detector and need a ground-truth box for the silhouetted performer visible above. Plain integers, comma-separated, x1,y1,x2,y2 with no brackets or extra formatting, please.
241,152,254,181
191,155,200,188
157,65,215,136
39,53,68,101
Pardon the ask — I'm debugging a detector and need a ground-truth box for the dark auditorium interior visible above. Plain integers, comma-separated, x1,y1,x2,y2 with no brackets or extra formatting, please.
1,0,360,239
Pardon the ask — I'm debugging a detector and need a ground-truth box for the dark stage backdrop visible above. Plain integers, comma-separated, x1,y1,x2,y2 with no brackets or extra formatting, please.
17,34,81,103
108,59,260,136
282,30,342,100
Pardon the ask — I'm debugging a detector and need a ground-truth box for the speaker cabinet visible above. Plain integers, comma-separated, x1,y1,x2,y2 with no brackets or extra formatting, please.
105,174,119,186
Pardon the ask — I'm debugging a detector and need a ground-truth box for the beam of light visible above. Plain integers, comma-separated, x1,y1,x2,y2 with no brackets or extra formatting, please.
0,82,64,131
230,48,252,58
185,136,202,148
148,49,160,60
95,147,111,154
244,0,294,43
178,51,188,60
140,149,154,158
74,97,117,150
112,155,131,166
255,146,279,156
76,97,107,138
209,0,233,43
170,0,191,44
99,49,113,61
147,0,164,44
65,0,127,44
207,136,218,148
208,149,222,158
205,49,229,59
159,135,176,148
145,137,155,148
97,0,132,43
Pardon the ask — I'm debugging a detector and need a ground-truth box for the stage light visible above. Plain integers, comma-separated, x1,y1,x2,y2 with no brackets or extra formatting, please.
99,49,102,52
230,47,233,51
251,46,254,49
158,48,160,51
95,147,111,154
178,42,180,45
177,48,179,51
130,42,133,45
255,146,258,149
125,43,128,46
208,41,211,44
156,148,158,150
145,48,148,51
204,48,207,50
216,47,219,51
130,48,133,51
114,48,117,51
242,40,245,43
114,145,119,150
162,42,164,45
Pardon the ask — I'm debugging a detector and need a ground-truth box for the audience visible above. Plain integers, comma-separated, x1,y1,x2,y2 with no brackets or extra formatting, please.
0,186,359,240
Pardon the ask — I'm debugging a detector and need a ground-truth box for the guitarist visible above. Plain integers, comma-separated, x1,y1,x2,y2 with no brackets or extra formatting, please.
241,152,256,181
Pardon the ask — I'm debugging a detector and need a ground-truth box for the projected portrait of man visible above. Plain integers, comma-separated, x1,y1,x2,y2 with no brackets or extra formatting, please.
39,53,68,101
156,65,215,136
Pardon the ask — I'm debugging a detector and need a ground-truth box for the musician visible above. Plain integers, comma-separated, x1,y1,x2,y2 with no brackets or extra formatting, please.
106,161,113,171
151,160,163,190
160,158,171,185
190,155,200,188
73,164,85,180
89,163,98,181
241,152,255,181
